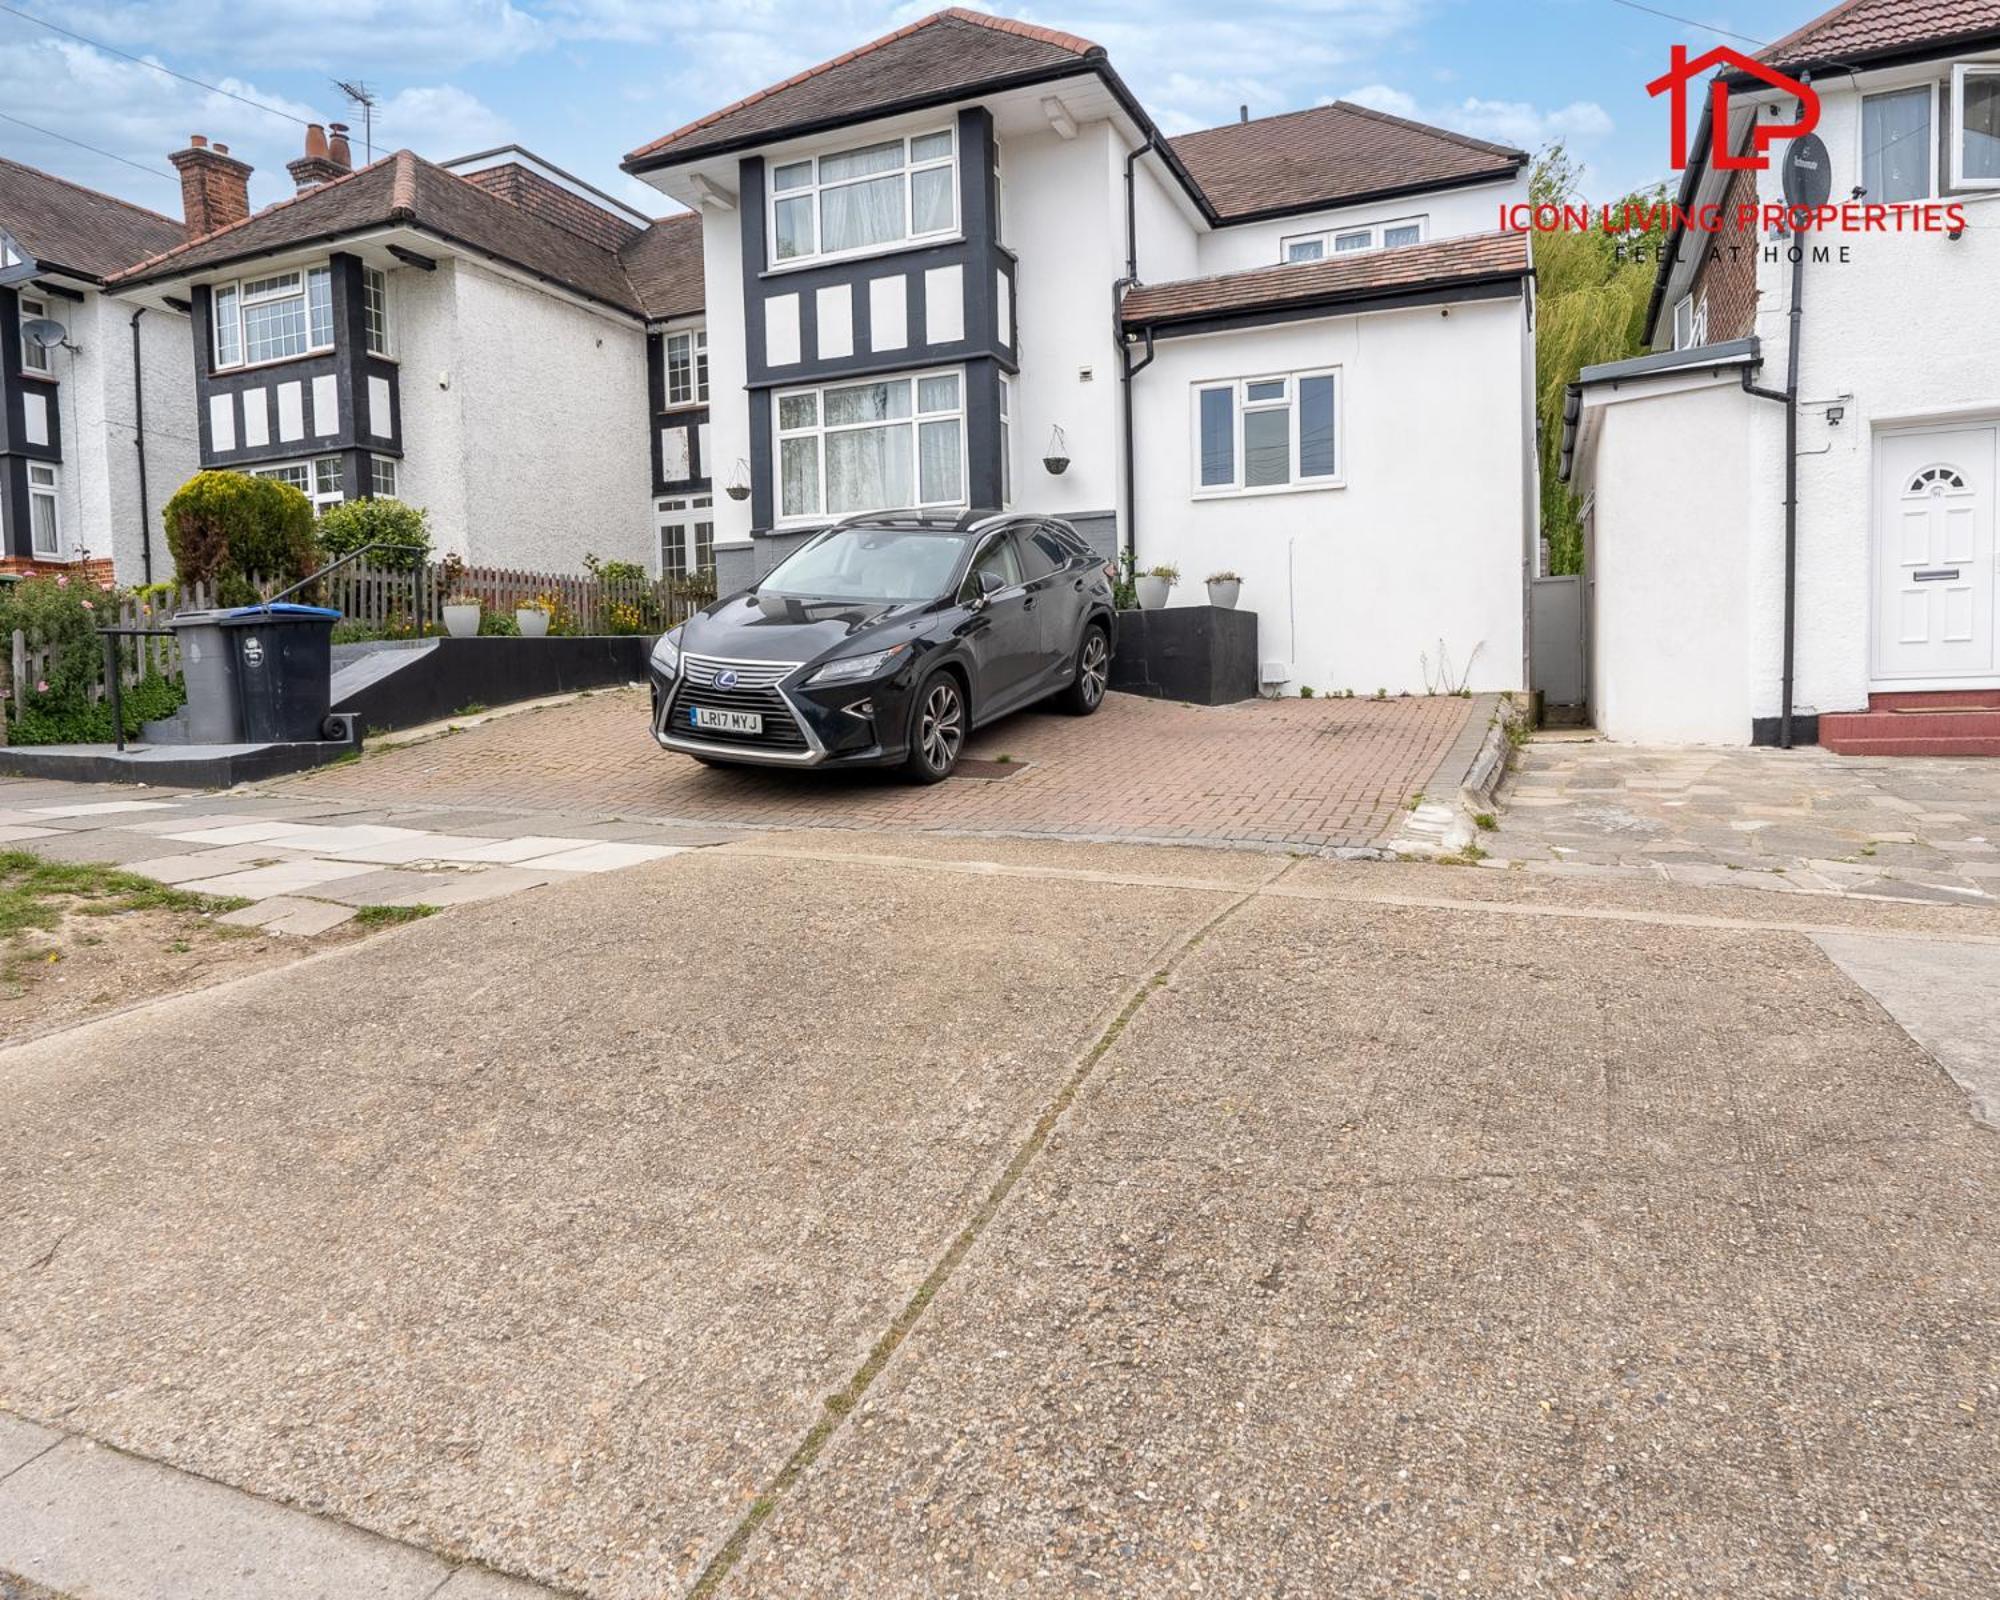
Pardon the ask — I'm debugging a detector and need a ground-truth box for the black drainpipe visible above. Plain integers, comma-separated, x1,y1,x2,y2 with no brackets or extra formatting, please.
1739,122,1810,749
129,306,154,585
1115,135,1158,569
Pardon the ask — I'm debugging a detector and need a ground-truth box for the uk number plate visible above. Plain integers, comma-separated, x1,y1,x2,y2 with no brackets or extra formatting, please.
691,706,762,734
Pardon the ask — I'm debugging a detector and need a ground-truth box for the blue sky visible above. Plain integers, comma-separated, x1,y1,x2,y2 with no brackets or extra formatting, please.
1,0,1823,223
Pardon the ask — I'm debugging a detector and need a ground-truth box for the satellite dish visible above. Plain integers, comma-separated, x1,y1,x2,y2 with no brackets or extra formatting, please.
19,317,67,351
1782,134,1832,211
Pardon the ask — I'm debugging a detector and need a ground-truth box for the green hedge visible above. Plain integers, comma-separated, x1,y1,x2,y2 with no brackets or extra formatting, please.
162,470,320,606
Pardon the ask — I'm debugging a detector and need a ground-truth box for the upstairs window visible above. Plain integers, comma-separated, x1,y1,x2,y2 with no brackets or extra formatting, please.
1192,370,1340,496
666,327,709,405
212,266,334,369
769,127,957,267
1671,291,1708,351
1953,64,2000,189
1282,217,1424,263
1861,86,1933,202
27,463,59,557
363,266,392,356
18,294,50,374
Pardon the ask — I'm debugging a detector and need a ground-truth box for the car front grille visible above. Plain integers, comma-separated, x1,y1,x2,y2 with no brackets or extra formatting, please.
664,677,810,752
680,654,797,690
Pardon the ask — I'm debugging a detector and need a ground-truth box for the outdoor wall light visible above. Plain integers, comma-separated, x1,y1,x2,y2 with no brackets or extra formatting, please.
1043,425,1071,476
725,459,751,501
1825,405,1845,426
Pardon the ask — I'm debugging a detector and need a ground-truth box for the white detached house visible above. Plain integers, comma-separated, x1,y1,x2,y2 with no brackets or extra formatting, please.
623,7,1539,696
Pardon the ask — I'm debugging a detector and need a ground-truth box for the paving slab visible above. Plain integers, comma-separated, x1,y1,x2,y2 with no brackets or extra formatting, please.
11,830,185,866
0,826,58,844
0,1412,59,1479
0,847,1237,1598
517,842,684,873
177,859,381,899
1812,931,2000,1126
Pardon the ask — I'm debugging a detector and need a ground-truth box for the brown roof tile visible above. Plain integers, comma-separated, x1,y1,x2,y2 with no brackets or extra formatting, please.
0,155,184,283
618,212,704,320
1120,230,1529,327
1169,102,1524,221
1760,0,2000,71
110,151,648,317
458,161,643,251
624,8,1098,169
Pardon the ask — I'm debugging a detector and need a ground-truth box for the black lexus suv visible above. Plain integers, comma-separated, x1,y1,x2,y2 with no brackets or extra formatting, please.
649,511,1117,783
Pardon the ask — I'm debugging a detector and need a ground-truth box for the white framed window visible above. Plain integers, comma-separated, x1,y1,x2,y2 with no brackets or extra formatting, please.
27,462,59,557
998,373,1012,508
768,127,957,268
252,456,345,510
657,493,715,577
369,456,398,498
18,294,50,375
774,368,965,522
212,266,334,369
1191,369,1341,497
1952,64,2000,190
666,326,708,405
1861,85,1935,202
1282,217,1425,263
1671,291,1708,351
362,266,392,357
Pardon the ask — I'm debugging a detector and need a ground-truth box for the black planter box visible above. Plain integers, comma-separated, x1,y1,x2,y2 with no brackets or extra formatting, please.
1110,605,1259,706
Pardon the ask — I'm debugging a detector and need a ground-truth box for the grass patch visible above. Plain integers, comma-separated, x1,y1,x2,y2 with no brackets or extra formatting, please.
352,904,438,927
0,851,246,936
1473,812,1498,831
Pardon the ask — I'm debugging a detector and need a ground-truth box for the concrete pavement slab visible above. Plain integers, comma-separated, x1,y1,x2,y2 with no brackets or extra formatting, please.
0,827,57,843
516,842,684,873
0,1412,59,1479
315,834,500,865
0,847,1238,1598
120,846,319,885
158,822,320,846
434,836,600,864
177,860,379,899
1812,931,2000,1126
719,891,2000,1599
10,830,182,866
24,801,181,817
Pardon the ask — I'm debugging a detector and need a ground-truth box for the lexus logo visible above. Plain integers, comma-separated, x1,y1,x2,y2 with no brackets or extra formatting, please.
715,669,740,689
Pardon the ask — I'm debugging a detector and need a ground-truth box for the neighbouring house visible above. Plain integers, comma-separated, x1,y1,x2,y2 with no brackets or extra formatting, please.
621,6,1538,695
1563,0,2000,750
0,156,194,582
106,129,709,578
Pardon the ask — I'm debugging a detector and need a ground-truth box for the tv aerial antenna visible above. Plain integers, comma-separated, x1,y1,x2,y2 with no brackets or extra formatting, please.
333,80,378,163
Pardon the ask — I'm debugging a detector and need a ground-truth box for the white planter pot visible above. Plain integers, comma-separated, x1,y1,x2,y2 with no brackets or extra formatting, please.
515,607,550,638
443,603,481,639
1206,580,1241,610
1135,575,1173,611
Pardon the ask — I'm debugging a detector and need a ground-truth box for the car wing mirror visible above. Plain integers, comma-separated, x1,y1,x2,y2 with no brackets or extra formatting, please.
972,569,1006,607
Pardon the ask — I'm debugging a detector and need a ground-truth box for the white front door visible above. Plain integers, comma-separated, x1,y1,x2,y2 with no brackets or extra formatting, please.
1875,426,1999,681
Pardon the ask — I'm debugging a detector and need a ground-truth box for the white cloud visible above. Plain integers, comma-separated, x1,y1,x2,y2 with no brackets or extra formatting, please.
1343,81,1614,155
374,84,513,160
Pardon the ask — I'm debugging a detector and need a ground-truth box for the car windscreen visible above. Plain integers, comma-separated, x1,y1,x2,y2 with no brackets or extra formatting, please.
761,528,971,603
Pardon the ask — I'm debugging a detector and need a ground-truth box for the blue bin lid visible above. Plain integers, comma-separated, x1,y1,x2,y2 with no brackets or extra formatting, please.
218,602,341,622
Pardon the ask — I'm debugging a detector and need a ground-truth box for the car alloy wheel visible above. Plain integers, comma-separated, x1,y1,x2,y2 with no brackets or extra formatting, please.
919,679,965,773
1078,630,1108,707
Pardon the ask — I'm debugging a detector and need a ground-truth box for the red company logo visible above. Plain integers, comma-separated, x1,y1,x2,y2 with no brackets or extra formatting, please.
1647,44,1821,171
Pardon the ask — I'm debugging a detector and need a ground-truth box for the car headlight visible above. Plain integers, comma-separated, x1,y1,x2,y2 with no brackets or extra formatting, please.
650,628,683,677
807,643,909,685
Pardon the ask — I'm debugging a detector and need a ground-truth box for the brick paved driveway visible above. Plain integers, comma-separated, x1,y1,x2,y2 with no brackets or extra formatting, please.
280,688,1476,850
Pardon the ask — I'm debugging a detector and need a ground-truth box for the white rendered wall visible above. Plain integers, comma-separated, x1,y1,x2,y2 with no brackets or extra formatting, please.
1001,120,1126,523
405,261,651,571
389,258,468,555
1734,72,2000,719
1129,296,1530,695
1194,175,1523,277
701,200,753,557
1585,377,1754,743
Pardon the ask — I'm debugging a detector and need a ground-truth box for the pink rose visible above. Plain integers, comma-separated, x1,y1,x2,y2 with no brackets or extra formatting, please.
54,575,68,588
35,680,47,693
80,599,94,611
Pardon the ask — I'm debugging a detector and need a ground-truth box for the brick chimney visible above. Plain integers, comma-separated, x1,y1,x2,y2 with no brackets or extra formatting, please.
286,123,347,192
169,135,252,236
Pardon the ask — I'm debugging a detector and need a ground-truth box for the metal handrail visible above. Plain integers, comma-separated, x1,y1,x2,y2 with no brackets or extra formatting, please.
261,541,429,611
94,625,177,754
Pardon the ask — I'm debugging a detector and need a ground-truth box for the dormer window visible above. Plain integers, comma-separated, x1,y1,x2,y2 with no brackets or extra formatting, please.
212,265,334,369
1953,64,2000,189
769,128,957,267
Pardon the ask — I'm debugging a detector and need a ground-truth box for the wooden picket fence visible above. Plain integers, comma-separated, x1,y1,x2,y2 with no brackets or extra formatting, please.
0,560,716,734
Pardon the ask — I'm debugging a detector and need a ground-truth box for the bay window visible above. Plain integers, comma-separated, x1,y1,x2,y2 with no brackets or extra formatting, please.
252,456,344,510
27,463,59,557
212,266,333,369
1953,64,2000,189
769,128,957,267
1861,86,1933,201
775,369,965,521
666,326,708,405
1192,370,1340,496
370,456,399,498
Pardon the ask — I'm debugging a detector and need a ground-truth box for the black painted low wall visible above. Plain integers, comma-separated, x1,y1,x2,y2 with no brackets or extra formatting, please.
0,730,359,789
1109,605,1259,706
334,635,650,734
